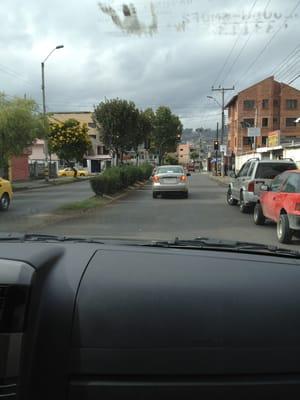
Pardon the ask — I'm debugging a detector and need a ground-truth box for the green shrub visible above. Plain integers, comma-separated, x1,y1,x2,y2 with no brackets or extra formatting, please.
90,163,153,196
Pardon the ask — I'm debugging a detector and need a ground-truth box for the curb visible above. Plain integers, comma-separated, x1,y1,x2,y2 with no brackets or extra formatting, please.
208,175,230,188
13,177,91,192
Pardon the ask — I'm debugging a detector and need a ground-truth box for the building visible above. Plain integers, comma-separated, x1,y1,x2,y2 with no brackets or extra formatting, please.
177,144,190,165
226,76,300,156
50,112,111,173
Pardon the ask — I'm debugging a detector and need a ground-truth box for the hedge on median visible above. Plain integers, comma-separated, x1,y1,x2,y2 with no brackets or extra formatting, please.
90,163,153,196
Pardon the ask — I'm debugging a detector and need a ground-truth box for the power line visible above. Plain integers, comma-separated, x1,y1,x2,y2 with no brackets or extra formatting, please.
222,0,272,85
233,0,300,89
273,45,300,76
212,0,259,87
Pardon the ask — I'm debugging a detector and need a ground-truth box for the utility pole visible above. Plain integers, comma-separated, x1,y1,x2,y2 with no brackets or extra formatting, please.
212,86,235,176
215,122,219,175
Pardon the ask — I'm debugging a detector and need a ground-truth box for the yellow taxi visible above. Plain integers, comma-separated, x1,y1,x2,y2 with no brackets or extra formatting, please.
58,167,89,177
0,177,13,211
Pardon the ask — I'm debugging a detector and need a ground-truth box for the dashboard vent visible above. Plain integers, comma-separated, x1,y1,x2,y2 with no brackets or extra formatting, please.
0,382,17,398
0,285,30,333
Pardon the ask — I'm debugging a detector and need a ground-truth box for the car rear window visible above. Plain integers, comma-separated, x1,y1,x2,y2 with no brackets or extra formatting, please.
255,163,296,179
157,167,183,174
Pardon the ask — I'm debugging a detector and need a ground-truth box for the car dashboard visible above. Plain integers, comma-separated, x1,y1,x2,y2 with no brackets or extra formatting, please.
0,240,300,399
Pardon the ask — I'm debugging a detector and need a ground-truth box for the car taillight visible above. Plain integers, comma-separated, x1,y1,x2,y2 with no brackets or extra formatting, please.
180,175,187,182
248,181,255,192
295,203,300,211
152,175,160,183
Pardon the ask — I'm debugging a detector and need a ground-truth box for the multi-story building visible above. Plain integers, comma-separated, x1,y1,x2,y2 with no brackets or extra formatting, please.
177,144,190,165
226,76,300,155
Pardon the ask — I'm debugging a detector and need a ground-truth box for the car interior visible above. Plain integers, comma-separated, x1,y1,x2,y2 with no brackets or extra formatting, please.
1,239,300,399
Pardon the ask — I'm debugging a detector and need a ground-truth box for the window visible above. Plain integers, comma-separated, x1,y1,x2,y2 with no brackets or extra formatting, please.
242,118,255,127
286,118,297,127
88,122,96,128
273,99,279,107
271,172,288,192
262,118,268,127
243,137,252,145
180,148,183,151
243,100,255,110
157,166,184,174
262,99,269,109
97,146,102,155
89,134,96,139
248,162,255,177
255,163,296,179
273,117,278,125
262,136,268,145
238,162,251,177
286,99,298,110
282,173,300,193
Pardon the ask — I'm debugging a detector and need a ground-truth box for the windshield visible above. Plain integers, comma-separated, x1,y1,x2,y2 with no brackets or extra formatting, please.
255,163,296,179
1,0,300,250
157,166,184,174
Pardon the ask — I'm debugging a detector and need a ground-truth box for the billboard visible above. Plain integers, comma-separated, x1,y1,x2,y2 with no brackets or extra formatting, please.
268,131,280,147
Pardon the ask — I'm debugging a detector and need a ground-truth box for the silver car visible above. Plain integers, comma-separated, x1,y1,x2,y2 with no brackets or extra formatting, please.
152,165,190,198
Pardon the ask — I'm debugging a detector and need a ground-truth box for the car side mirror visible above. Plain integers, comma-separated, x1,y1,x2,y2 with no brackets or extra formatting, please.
186,172,191,177
260,184,270,191
229,171,236,178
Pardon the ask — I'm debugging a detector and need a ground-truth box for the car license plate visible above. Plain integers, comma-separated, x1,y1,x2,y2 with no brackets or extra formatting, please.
163,178,177,184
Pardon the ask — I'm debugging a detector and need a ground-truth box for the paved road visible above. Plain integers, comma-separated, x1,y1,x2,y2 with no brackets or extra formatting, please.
31,173,300,249
0,181,93,231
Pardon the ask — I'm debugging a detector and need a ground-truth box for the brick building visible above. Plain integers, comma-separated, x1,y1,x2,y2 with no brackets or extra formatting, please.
226,76,300,155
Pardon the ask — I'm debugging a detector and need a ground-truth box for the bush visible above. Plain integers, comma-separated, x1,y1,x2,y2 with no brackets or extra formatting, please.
90,163,153,196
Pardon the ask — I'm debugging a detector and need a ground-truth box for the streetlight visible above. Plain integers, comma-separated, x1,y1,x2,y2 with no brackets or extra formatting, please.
41,45,64,181
206,95,221,108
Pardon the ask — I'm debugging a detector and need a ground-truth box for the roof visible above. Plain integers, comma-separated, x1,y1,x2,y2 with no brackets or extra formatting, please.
225,95,238,109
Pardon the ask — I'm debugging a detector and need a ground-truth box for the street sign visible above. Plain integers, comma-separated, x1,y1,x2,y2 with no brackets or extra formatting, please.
247,127,261,137
220,145,227,153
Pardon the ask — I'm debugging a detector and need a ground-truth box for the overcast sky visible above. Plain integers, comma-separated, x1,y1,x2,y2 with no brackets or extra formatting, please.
1,0,300,128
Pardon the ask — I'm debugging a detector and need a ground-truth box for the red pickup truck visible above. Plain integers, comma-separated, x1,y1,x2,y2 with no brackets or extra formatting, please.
253,170,300,243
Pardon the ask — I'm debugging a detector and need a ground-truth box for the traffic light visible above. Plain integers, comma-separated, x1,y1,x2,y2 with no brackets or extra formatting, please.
214,140,219,150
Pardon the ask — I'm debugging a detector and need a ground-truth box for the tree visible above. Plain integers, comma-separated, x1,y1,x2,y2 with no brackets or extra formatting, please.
190,151,199,161
164,154,178,165
132,110,154,165
0,94,43,178
48,119,92,177
93,98,140,165
152,106,183,164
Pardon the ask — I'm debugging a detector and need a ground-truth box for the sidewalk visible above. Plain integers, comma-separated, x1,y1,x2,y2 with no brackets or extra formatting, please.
208,173,231,187
12,176,91,192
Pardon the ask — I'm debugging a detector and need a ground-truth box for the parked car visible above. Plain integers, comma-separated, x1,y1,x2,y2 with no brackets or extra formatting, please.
152,165,190,198
227,158,297,213
0,177,13,211
58,167,89,177
253,170,300,243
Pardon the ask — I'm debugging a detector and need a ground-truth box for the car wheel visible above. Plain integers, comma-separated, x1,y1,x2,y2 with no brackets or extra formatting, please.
253,203,265,225
152,192,158,199
0,193,10,211
227,188,238,206
277,214,292,244
183,192,189,199
239,192,250,213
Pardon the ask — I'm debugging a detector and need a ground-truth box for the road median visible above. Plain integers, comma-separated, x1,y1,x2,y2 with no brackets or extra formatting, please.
28,180,149,230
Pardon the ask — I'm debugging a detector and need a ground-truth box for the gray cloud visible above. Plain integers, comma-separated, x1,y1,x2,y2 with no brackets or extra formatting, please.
0,0,299,128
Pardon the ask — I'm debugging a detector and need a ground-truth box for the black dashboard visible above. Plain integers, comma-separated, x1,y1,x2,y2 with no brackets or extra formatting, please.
1,241,300,399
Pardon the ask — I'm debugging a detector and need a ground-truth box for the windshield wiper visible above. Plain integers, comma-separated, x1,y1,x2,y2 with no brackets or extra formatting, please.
146,237,300,258
0,233,104,244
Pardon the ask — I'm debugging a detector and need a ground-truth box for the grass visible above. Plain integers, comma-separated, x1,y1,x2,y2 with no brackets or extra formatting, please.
59,196,105,211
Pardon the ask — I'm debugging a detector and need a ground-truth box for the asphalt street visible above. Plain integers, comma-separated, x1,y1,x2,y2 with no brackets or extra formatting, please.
27,173,300,249
0,181,93,231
